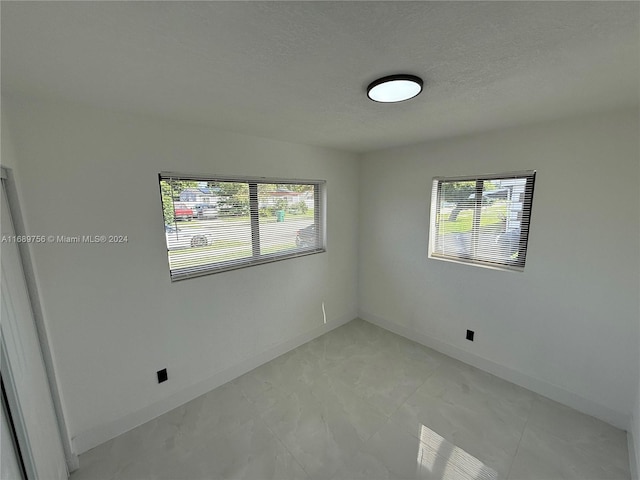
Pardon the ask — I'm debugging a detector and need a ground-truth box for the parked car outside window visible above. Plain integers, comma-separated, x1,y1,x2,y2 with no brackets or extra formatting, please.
295,224,316,248
165,224,215,249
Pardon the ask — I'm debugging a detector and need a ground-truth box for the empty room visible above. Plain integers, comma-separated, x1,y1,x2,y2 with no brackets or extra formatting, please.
1,2,639,479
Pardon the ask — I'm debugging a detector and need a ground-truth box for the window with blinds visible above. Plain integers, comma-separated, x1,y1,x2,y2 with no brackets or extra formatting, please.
428,171,536,271
159,173,325,281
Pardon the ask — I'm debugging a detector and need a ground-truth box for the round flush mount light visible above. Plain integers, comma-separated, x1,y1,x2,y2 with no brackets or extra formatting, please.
367,74,423,103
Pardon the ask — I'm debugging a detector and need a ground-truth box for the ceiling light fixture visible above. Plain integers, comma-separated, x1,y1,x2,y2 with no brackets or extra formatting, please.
367,74,423,103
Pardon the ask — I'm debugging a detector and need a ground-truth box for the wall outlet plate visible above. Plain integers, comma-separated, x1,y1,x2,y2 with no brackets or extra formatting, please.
157,368,168,383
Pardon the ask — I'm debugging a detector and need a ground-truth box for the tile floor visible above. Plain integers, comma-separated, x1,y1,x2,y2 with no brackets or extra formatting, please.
71,319,630,480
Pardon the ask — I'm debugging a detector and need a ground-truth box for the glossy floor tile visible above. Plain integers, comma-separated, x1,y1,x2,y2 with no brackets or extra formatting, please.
71,319,631,480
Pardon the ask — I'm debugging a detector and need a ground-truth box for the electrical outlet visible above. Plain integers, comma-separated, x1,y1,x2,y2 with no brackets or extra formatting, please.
466,330,474,341
157,368,168,383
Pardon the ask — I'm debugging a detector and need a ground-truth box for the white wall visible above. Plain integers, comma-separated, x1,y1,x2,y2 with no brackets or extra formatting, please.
2,96,360,453
359,109,639,428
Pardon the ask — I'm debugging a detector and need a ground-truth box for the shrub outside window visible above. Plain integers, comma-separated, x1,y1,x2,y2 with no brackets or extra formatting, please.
429,171,536,271
159,173,325,281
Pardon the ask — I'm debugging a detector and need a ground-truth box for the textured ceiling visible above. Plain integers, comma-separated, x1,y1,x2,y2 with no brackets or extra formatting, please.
2,1,638,153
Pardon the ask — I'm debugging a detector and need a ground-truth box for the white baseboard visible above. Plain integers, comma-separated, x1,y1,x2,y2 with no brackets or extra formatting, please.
359,310,629,431
73,311,356,455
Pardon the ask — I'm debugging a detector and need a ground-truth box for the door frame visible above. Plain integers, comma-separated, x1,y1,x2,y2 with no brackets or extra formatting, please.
2,376,28,479
2,346,32,479
1,166,78,472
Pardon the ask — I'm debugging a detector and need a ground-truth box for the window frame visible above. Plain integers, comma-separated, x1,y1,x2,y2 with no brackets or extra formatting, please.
428,170,536,272
159,172,326,281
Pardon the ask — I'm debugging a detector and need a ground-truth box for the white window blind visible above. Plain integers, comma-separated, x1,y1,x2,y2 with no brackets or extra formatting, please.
159,173,325,281
429,171,536,271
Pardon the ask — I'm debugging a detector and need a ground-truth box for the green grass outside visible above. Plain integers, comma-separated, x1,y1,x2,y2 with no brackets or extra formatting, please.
260,242,297,255
168,240,299,270
437,202,507,234
211,239,247,249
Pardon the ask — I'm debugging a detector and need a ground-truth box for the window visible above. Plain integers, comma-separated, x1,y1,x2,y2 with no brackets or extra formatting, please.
429,171,536,271
159,173,325,281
